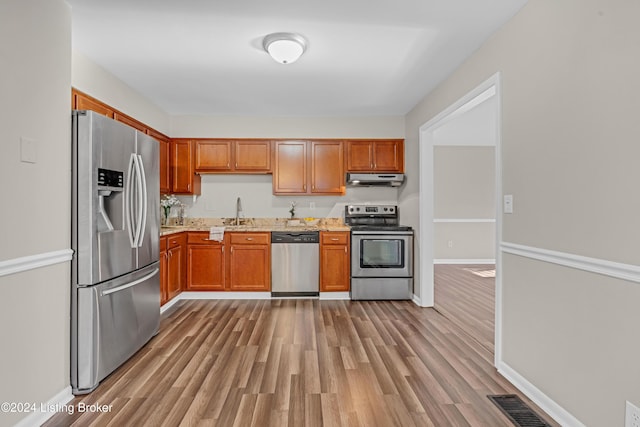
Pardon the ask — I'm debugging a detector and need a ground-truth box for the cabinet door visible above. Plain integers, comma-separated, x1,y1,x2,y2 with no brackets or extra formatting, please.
147,130,171,194
187,244,225,290
171,140,201,194
235,140,271,172
345,140,404,172
320,246,350,292
194,140,232,172
167,246,182,301
228,233,270,291
166,234,186,301
373,140,403,172
160,237,168,305
320,232,350,292
311,141,344,194
346,141,373,171
159,138,170,194
273,141,307,194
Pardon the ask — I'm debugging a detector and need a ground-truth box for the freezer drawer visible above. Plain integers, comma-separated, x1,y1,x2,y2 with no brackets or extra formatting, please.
72,262,160,394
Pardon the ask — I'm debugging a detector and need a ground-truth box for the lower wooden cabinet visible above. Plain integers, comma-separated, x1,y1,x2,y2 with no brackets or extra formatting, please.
320,231,350,292
186,232,225,290
227,232,271,291
160,237,168,305
182,231,270,292
160,233,186,305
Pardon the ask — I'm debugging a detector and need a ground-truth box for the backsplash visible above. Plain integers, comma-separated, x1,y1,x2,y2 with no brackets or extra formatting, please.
173,174,399,220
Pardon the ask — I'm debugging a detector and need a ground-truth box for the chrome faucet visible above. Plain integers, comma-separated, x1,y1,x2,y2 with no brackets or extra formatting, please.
235,197,243,226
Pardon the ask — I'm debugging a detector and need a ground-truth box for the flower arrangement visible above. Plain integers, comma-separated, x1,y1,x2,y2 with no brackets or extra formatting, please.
161,194,180,224
289,201,297,219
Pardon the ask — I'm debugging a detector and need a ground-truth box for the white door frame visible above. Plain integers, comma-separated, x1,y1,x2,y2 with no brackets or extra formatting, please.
418,72,503,364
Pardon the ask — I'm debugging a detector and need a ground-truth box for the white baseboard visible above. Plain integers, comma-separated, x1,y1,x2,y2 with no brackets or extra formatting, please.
319,292,350,300
13,386,74,427
412,294,422,306
434,259,495,265
497,361,585,427
160,295,183,314
0,249,73,278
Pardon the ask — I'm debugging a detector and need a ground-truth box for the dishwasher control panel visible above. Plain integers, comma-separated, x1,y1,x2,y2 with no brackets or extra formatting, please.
271,231,319,244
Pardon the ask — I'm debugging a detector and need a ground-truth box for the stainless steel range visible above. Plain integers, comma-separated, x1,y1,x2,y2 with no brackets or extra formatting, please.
345,204,413,300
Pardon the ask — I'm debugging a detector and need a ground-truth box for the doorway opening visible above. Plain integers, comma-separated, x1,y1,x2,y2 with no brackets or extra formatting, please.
418,73,503,364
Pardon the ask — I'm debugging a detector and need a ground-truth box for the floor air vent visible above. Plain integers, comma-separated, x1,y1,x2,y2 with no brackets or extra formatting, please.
487,394,552,427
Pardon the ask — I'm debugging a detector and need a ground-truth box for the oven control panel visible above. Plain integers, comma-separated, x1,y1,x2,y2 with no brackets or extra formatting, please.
346,205,396,215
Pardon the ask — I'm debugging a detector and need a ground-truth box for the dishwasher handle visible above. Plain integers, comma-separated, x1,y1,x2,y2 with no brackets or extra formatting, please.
271,231,319,244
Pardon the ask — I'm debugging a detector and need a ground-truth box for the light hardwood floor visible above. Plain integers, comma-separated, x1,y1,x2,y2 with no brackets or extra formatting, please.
434,264,496,353
45,292,555,426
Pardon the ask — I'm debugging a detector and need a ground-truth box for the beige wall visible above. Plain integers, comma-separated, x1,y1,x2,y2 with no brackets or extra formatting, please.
72,51,171,135
0,1,72,426
433,146,495,261
402,0,640,425
170,115,405,139
180,175,399,220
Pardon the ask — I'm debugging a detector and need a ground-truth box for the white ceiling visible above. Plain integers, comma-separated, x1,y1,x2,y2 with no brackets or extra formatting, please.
67,0,527,117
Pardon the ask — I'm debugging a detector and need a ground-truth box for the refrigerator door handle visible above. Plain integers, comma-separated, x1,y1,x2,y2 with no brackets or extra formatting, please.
135,154,148,248
100,268,159,296
125,153,137,248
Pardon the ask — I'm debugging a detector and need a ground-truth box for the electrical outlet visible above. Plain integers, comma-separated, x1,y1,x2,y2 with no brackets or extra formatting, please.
626,401,640,427
448,240,454,248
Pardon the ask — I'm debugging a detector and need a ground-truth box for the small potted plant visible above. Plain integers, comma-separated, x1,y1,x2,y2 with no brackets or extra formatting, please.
287,201,301,225
289,201,297,219
160,194,180,226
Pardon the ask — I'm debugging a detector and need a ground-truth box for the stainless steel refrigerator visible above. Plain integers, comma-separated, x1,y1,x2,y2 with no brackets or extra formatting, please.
71,110,160,395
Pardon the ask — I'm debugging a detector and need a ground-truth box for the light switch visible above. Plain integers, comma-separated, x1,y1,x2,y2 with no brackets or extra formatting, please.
503,194,513,214
20,137,37,164
310,202,316,210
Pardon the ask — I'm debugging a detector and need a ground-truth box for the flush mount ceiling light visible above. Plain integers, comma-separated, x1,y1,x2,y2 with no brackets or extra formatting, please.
262,32,307,64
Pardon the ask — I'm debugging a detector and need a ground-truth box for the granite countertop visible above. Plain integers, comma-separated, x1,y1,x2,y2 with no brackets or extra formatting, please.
160,217,350,236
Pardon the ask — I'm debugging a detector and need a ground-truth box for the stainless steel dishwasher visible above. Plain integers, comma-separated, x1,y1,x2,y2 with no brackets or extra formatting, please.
271,231,319,297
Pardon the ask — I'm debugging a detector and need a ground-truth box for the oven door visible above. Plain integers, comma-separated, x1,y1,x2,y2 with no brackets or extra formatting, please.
351,232,413,278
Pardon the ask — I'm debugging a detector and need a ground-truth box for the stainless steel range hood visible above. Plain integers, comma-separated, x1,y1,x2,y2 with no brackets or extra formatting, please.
346,173,405,187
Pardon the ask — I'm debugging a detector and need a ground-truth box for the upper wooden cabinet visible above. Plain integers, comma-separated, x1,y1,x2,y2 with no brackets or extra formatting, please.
171,140,201,195
194,139,271,173
311,141,345,194
147,128,171,194
194,140,232,171
345,139,404,173
72,89,114,118
273,140,345,195
273,141,307,194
